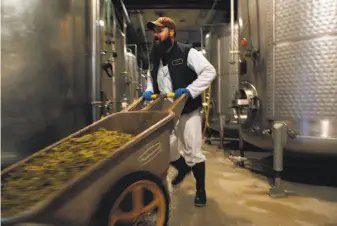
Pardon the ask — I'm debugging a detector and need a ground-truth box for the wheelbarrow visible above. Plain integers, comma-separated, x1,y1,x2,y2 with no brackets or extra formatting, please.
1,93,188,226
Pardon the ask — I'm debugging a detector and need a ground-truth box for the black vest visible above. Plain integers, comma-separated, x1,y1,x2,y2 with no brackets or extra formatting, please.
151,42,202,115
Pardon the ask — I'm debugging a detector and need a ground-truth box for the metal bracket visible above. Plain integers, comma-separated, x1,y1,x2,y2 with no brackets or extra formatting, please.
249,96,260,110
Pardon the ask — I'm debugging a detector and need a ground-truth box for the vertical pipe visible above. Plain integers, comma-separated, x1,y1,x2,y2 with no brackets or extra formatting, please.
91,0,101,122
200,0,218,53
137,11,150,66
272,0,276,117
126,44,138,100
106,0,111,39
217,38,224,149
230,0,235,63
123,15,127,68
238,108,244,167
216,39,222,115
269,121,287,198
138,60,144,96
111,1,117,113
272,122,286,172
122,15,128,87
200,27,204,51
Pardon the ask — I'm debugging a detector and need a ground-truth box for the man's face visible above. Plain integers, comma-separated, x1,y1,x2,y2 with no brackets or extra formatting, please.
153,26,170,41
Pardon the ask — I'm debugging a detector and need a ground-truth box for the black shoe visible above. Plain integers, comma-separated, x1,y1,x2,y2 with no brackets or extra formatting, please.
194,190,207,207
170,156,191,186
192,161,207,207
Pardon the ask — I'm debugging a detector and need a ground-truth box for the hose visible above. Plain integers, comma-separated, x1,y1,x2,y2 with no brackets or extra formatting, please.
202,85,212,138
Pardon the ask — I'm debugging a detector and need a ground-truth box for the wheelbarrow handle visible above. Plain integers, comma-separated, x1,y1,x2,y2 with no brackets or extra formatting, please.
139,93,176,111
120,97,144,112
165,93,189,123
150,92,175,100
121,93,175,113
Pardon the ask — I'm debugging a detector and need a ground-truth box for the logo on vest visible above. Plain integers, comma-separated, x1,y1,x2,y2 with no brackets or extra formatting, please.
172,58,184,66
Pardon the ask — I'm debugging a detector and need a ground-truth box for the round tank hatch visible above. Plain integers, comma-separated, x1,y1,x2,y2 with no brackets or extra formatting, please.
231,81,260,128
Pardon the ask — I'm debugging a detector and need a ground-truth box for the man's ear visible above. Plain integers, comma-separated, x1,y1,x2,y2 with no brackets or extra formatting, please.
169,30,175,37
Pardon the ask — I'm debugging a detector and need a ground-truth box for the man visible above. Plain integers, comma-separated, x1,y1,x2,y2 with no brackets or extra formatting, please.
142,17,216,207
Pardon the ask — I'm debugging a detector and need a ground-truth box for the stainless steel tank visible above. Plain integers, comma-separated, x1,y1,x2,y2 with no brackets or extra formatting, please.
1,0,133,167
101,27,128,112
203,24,240,129
234,0,337,155
125,48,140,100
1,0,96,167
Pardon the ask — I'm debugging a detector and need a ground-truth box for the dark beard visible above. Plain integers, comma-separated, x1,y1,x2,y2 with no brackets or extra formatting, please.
152,36,173,59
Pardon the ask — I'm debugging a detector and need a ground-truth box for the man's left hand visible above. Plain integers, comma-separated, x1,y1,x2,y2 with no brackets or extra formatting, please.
174,88,191,99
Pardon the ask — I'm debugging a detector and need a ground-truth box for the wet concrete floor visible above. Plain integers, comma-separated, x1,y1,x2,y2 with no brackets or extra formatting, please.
167,144,337,226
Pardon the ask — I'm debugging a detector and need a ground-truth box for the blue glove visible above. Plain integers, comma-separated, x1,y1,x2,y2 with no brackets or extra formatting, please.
174,88,190,99
142,91,153,101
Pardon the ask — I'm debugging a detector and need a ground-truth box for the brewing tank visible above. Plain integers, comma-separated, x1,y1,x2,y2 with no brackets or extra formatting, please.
1,0,133,167
125,50,139,100
203,24,239,127
101,27,128,112
1,0,95,167
234,0,337,155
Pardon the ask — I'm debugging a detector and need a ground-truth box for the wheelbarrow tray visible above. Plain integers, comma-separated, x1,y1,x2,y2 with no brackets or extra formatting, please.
1,110,176,226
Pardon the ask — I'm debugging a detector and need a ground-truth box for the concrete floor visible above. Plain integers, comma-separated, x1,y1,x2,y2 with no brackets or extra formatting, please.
167,145,337,226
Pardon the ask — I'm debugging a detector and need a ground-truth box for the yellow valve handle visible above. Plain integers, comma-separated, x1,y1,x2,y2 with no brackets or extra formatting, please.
150,93,175,99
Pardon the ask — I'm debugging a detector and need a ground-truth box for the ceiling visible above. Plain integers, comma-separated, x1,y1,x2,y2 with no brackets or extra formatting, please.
127,8,229,45
120,0,237,45
123,0,231,10
112,0,237,68
129,9,228,30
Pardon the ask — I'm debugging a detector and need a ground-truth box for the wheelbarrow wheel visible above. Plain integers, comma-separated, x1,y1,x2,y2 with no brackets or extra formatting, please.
91,173,170,226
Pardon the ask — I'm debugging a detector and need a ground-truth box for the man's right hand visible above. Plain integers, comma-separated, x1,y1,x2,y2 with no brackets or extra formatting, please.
142,91,153,101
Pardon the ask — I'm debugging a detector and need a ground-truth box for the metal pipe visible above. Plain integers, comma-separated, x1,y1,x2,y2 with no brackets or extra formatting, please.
137,11,150,66
123,15,127,58
199,23,227,52
216,39,222,115
228,155,248,162
272,0,276,117
208,137,240,142
111,1,117,44
269,121,288,198
200,27,204,51
121,14,128,94
127,44,138,99
127,44,138,70
111,0,117,113
137,11,147,43
272,122,287,172
91,0,101,122
117,0,151,70
217,38,224,149
230,0,235,63
237,109,245,166
202,0,219,25
199,0,219,55
119,0,131,24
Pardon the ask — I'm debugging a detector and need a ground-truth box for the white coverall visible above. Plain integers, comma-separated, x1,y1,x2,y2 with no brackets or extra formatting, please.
146,48,216,167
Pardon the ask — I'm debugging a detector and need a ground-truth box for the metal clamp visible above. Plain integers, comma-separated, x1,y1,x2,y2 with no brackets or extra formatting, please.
262,129,272,135
262,126,299,140
287,129,299,139
249,96,260,110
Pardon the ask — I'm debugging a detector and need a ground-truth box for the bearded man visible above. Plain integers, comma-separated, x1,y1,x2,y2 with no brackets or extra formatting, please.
142,17,216,207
